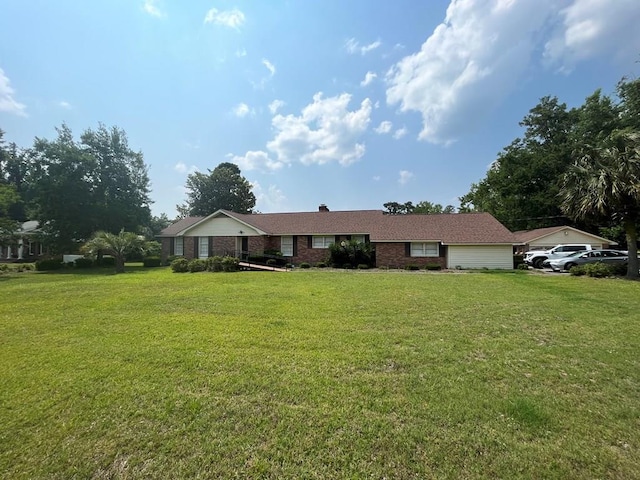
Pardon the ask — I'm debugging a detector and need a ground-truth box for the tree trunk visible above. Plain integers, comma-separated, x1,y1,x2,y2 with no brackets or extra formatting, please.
115,255,125,274
624,219,639,279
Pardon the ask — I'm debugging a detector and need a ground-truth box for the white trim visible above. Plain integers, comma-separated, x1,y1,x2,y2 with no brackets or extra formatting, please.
410,242,439,257
198,237,209,259
281,236,293,256
312,235,335,249
178,210,268,236
174,237,184,256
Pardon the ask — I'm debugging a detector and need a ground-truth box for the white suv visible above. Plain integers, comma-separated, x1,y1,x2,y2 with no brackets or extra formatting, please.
524,244,593,269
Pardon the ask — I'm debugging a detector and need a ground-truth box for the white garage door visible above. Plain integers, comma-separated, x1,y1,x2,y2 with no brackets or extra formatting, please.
447,245,513,270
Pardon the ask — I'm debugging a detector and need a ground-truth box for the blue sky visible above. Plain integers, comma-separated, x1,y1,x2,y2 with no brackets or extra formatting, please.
1,0,639,218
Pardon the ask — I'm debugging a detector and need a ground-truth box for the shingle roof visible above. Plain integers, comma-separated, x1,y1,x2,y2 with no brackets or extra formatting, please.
513,225,615,245
158,216,203,237
161,209,517,245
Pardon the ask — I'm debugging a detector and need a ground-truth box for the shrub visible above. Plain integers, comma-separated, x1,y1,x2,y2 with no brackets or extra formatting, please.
206,256,223,272
425,263,442,271
582,262,615,278
517,263,529,270
167,255,182,266
342,264,353,269
188,259,207,273
328,239,375,269
266,258,277,266
35,257,64,271
315,261,327,268
221,256,239,272
569,265,586,276
0,264,9,272
404,264,419,271
610,262,628,276
170,257,190,273
357,264,369,269
74,257,94,268
299,262,311,269
143,256,162,267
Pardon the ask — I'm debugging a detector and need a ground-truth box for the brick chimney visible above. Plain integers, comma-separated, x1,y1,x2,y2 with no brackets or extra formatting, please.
318,204,329,212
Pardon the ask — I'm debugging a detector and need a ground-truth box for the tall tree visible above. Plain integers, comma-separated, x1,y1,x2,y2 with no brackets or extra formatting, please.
413,201,456,214
30,124,152,253
459,96,577,230
383,201,414,215
179,162,255,215
561,131,640,278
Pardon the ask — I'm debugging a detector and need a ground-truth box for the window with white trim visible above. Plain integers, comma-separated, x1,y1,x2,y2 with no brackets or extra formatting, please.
175,237,184,256
199,237,209,257
410,242,439,257
313,236,335,249
351,235,366,244
281,236,293,257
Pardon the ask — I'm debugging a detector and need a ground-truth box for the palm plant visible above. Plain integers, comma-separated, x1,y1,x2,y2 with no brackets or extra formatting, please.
82,230,145,273
561,130,640,278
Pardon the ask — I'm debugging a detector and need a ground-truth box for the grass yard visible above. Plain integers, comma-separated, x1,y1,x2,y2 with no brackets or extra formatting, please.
1,267,639,479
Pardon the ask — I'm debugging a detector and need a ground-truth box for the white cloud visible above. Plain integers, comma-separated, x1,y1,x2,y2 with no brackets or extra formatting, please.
228,150,284,172
262,59,276,77
232,102,253,118
204,8,245,29
360,71,377,87
251,181,287,212
386,0,640,145
236,48,247,58
393,127,408,139
544,0,640,71
268,99,285,114
58,100,72,109
266,92,373,167
386,0,557,145
143,0,165,17
174,162,198,174
0,68,27,117
398,170,414,185
345,38,382,55
374,121,393,134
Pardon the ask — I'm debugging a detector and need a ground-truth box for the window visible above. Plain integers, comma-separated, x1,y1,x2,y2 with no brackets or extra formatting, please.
175,237,184,256
313,236,335,249
199,237,209,258
410,242,439,257
281,236,293,257
351,235,366,244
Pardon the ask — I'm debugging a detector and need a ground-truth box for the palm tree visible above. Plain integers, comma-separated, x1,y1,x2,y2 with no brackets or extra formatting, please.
561,130,640,278
82,230,145,274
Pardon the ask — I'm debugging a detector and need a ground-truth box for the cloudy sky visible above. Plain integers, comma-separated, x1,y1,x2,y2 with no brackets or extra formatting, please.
1,0,639,217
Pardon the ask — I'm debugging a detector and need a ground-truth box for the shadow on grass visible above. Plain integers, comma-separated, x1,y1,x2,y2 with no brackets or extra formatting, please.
37,265,168,276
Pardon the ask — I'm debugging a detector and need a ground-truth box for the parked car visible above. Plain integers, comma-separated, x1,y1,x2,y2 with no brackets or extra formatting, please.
548,249,629,272
524,244,593,269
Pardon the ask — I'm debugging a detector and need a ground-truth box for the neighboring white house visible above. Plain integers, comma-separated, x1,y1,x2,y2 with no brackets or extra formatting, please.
514,226,616,253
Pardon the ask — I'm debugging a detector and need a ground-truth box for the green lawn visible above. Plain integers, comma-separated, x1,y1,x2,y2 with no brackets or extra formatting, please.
1,268,638,479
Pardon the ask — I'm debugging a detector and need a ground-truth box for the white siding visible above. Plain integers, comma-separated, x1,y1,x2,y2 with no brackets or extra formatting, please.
188,216,261,237
528,229,609,249
447,245,513,269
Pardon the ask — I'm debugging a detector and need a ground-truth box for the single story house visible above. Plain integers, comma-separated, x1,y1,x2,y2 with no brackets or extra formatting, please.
513,225,616,253
0,220,44,261
159,205,518,269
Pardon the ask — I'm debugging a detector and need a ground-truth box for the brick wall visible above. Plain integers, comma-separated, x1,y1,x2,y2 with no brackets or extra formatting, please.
375,242,446,269
160,238,171,263
293,235,331,265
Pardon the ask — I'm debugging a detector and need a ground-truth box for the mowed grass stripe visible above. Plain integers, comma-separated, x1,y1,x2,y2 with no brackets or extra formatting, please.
0,269,638,479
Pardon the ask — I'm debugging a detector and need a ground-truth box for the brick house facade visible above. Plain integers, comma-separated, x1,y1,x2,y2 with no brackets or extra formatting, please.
159,207,517,269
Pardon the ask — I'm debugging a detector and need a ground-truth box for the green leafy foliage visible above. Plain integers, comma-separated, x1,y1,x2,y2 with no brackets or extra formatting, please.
299,262,311,269
188,259,207,273
143,256,162,267
170,257,189,273
73,257,94,268
178,162,255,216
328,239,375,268
35,257,63,271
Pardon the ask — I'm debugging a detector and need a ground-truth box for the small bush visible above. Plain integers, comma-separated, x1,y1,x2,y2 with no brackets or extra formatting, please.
188,259,207,273
207,256,223,272
166,255,182,266
425,263,442,271
517,263,529,270
170,257,190,273
315,261,327,268
143,256,162,267
35,257,64,271
357,264,369,269
74,257,94,268
299,262,311,269
582,262,615,278
404,264,419,271
513,254,525,269
610,262,628,276
342,264,353,269
0,264,9,272
569,265,586,276
222,256,239,272
266,258,277,266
